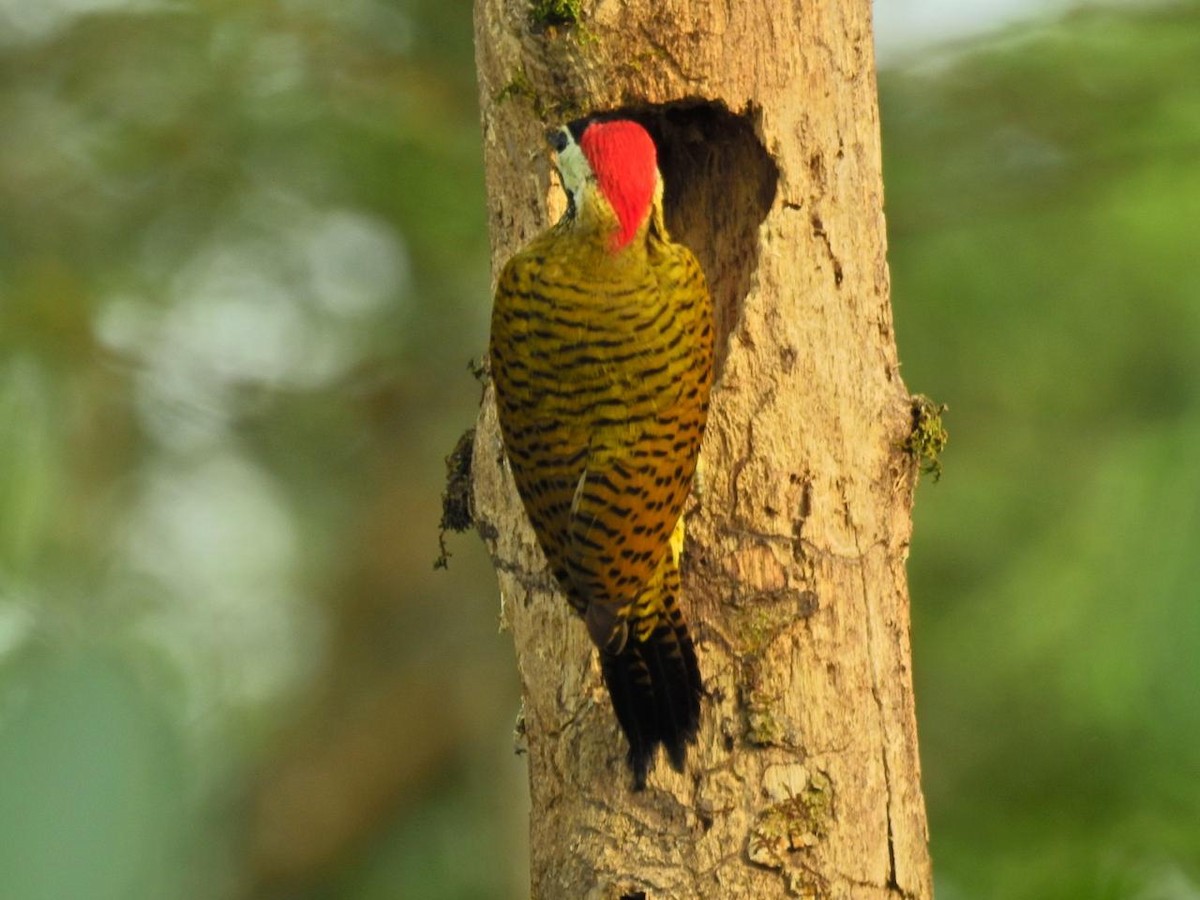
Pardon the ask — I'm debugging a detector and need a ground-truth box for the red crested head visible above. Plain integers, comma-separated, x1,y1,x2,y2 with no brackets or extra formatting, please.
579,120,658,251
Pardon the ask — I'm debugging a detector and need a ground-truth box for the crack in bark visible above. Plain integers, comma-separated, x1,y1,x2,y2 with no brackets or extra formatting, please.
718,525,795,546
882,751,899,891
637,22,697,84
547,693,595,740
810,211,845,288
849,517,902,896
487,556,559,593
727,381,778,525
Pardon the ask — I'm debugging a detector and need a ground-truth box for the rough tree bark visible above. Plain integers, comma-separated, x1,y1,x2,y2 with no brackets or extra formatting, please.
469,2,933,897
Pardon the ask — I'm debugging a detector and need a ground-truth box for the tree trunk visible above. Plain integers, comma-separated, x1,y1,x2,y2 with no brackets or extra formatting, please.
470,2,932,897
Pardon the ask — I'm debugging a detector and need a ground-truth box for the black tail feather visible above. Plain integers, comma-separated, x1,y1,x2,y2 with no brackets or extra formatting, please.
600,648,657,788
600,607,701,789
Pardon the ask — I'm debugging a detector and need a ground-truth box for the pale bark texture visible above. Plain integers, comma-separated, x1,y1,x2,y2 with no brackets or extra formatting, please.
470,2,932,897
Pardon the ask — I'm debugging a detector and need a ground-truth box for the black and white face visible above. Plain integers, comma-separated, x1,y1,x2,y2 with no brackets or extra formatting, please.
548,124,593,213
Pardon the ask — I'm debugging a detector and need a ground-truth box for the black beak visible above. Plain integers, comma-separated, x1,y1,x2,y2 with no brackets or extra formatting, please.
545,127,569,153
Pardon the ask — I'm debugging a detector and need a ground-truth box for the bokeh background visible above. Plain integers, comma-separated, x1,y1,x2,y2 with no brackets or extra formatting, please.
1,0,1197,897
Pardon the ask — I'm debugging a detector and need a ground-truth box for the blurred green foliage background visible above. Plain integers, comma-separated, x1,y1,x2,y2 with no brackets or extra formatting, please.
0,1,1196,897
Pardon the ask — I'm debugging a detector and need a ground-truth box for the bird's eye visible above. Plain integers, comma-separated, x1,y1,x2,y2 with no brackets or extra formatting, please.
546,128,570,153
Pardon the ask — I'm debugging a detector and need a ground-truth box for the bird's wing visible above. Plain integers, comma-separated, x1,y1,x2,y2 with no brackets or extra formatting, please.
566,252,712,649
490,246,590,613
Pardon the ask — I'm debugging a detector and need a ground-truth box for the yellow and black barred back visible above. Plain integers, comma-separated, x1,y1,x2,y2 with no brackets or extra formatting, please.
490,147,713,788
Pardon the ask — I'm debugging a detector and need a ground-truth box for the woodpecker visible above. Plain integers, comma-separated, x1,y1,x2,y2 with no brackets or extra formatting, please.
489,118,713,788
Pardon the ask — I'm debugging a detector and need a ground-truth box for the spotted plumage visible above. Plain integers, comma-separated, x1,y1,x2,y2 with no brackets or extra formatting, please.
490,118,713,787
